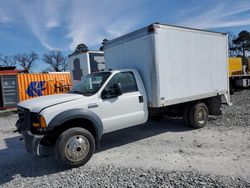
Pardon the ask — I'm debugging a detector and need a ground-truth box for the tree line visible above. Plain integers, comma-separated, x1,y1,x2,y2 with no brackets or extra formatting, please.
0,50,67,73
228,30,250,68
228,30,250,58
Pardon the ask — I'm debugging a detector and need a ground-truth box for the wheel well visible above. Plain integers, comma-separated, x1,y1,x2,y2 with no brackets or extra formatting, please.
182,96,222,116
44,118,98,145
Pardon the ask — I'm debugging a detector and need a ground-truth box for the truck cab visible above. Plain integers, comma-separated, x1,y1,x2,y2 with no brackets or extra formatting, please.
16,69,148,167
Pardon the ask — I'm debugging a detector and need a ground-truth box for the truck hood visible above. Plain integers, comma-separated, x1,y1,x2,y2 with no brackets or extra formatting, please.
17,93,83,113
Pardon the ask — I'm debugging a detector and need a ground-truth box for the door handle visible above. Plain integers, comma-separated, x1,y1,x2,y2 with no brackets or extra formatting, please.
139,96,144,103
88,103,98,109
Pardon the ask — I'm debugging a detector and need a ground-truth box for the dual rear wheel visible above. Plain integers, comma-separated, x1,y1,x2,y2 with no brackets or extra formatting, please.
183,102,209,128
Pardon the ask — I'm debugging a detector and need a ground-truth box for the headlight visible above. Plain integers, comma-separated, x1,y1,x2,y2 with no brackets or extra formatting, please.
32,114,47,128
39,115,47,128
31,113,40,127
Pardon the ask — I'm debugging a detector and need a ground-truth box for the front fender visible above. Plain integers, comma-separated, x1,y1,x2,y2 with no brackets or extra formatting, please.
48,108,103,140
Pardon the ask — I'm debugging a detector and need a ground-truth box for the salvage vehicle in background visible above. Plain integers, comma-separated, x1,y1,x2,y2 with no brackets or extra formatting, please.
68,50,105,86
15,23,230,168
228,57,250,91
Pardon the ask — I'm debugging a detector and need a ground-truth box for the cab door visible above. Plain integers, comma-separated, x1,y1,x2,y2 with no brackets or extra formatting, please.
98,71,147,133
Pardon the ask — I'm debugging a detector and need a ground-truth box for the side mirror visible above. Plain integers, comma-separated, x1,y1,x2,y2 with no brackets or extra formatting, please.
101,83,123,99
112,83,123,96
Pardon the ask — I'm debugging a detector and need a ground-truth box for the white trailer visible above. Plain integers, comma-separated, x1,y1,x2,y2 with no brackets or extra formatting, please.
104,23,230,108
68,50,105,86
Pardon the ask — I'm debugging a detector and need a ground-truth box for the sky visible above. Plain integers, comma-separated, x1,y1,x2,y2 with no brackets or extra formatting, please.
0,0,250,72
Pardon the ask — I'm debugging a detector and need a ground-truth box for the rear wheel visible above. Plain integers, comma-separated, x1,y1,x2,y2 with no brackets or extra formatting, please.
55,127,95,168
189,103,208,128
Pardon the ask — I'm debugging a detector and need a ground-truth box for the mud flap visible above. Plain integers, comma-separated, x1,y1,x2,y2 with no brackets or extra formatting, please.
207,96,222,116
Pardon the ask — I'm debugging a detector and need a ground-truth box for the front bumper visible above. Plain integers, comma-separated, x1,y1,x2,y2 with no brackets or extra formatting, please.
22,130,44,156
16,121,44,156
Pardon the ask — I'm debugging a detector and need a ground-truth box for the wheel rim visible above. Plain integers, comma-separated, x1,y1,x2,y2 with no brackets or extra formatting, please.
64,135,90,162
197,107,207,124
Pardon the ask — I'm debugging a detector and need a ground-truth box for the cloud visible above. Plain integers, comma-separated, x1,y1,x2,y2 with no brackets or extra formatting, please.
44,1,62,29
0,5,11,23
106,18,139,37
0,0,62,50
18,1,58,50
65,1,144,50
0,0,144,51
178,1,250,29
1,0,249,53
46,20,60,29
0,13,9,23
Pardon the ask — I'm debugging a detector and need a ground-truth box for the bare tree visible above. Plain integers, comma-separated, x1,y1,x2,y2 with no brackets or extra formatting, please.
228,32,239,57
0,55,17,67
42,50,67,72
74,43,88,53
99,39,108,51
16,51,38,72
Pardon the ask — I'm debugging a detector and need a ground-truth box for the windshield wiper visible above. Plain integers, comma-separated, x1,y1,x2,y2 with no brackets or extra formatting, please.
68,90,82,94
82,91,95,96
69,90,96,96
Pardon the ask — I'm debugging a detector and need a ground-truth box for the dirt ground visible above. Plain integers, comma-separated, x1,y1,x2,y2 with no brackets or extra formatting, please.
0,90,249,187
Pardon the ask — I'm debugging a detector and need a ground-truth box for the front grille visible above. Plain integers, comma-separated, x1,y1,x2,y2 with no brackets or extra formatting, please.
31,112,39,123
17,107,31,130
17,108,25,122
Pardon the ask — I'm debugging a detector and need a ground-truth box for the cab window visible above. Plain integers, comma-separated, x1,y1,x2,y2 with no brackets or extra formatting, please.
106,72,138,93
69,72,111,96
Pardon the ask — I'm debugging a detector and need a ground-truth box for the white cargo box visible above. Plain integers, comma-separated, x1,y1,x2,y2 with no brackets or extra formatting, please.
104,23,230,107
68,51,105,86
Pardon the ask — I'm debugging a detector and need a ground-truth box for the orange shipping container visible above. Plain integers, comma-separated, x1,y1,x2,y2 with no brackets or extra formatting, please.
17,73,71,102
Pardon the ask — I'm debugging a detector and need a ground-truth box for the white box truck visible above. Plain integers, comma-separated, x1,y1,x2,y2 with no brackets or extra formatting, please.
68,50,105,86
15,23,230,168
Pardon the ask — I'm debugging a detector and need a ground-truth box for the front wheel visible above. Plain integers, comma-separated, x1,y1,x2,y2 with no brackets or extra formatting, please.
55,127,95,168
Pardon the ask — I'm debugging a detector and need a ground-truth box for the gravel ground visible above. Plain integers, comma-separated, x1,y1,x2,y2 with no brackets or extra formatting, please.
1,164,249,188
0,90,250,187
208,89,250,127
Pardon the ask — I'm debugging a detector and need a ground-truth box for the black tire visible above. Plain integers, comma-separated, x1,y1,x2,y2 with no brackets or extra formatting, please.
182,104,191,126
189,103,208,128
55,127,95,168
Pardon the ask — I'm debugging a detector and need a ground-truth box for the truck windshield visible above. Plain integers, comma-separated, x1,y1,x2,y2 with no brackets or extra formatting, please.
69,72,111,96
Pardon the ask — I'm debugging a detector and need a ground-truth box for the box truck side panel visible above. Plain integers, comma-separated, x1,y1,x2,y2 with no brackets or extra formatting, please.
155,26,228,106
105,24,230,107
105,34,157,106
